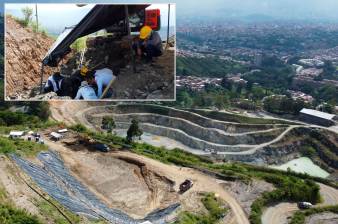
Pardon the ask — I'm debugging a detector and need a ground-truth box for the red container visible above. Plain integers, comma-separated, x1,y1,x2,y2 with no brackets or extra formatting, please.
145,9,161,31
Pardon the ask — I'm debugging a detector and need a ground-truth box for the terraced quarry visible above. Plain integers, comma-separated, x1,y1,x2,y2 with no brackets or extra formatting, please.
60,103,337,168
79,104,291,155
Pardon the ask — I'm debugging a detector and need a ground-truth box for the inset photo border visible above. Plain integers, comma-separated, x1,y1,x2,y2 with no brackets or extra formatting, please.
4,3,176,101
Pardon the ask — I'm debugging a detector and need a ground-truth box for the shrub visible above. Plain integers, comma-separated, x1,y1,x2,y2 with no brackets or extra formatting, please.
0,204,41,224
69,124,87,133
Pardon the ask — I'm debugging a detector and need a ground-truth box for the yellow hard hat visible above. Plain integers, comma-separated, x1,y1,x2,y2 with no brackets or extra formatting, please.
139,25,152,39
80,66,88,76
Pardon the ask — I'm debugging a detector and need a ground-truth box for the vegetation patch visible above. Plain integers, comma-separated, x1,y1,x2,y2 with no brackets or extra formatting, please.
34,199,81,224
0,203,41,224
0,137,47,157
175,193,228,224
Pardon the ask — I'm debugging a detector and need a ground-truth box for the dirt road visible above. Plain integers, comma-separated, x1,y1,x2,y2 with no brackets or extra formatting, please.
261,183,338,224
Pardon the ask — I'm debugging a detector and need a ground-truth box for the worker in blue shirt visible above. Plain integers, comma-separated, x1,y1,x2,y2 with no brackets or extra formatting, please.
85,68,115,98
75,81,98,100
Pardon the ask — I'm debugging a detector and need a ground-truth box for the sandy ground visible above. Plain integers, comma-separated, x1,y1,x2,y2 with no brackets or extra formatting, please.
59,149,178,218
306,212,338,224
114,129,202,154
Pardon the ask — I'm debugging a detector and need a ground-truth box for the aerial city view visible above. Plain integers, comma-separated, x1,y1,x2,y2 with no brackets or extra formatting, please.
0,1,338,224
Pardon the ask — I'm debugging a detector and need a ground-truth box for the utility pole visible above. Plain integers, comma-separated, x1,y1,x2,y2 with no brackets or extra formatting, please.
35,4,38,32
125,5,136,73
166,4,171,49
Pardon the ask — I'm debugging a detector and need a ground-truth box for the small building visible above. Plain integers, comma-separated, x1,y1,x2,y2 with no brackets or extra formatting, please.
9,131,24,139
299,108,336,127
50,132,63,141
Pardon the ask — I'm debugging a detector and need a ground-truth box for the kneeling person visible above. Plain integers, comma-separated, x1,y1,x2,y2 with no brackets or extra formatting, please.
43,72,63,95
134,25,163,62
88,68,115,98
75,81,98,100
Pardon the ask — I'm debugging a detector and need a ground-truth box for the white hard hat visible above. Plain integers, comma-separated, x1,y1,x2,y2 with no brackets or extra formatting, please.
81,81,88,87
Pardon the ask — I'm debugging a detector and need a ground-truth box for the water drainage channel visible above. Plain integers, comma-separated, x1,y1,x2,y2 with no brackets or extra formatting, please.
11,151,180,224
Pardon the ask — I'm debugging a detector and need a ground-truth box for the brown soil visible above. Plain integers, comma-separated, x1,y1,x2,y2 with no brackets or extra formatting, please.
111,48,175,99
5,16,56,99
58,149,178,218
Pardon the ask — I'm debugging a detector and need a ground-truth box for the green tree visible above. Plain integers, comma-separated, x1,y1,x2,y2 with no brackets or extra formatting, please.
102,116,116,133
21,7,33,27
176,90,193,107
319,103,334,114
26,102,50,121
126,119,143,142
221,78,233,90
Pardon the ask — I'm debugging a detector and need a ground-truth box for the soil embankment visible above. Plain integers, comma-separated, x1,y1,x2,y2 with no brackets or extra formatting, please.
5,16,56,99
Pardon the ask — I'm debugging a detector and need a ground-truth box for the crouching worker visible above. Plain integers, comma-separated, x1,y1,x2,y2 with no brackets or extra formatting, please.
43,72,63,95
75,81,98,100
87,68,116,98
133,25,163,62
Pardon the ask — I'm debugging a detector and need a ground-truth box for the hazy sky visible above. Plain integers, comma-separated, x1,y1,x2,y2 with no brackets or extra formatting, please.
2,0,338,22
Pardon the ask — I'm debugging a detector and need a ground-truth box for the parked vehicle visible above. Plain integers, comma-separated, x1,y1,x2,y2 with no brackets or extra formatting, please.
93,143,110,152
179,179,193,193
33,133,41,138
298,202,312,209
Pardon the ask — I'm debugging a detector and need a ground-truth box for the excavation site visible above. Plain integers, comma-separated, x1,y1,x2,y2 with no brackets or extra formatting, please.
5,4,175,100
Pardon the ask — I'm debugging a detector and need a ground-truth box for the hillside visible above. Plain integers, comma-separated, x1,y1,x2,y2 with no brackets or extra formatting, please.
5,15,56,99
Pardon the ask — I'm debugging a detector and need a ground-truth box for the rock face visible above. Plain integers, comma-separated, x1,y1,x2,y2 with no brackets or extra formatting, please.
5,16,56,99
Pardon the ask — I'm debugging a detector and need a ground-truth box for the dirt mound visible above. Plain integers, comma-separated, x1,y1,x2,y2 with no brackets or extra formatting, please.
60,150,179,218
5,16,56,99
